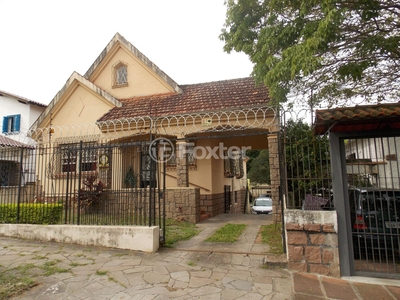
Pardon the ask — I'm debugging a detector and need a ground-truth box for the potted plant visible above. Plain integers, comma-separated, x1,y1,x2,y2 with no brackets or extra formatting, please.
124,166,137,188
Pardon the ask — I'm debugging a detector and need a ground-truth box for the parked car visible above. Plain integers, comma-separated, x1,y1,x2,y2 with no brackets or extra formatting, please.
251,197,273,214
259,194,270,198
350,188,400,259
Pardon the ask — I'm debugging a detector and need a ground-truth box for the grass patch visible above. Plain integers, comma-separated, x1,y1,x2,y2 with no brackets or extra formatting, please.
260,223,284,254
70,262,88,267
163,219,201,248
40,260,69,276
17,263,36,275
96,270,108,276
0,272,36,299
205,224,247,243
0,257,69,300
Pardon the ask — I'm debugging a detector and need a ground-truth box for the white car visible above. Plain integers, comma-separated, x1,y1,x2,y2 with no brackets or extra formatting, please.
251,197,273,214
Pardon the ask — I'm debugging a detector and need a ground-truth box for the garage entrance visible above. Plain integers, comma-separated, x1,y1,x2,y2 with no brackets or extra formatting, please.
314,103,400,279
346,136,400,277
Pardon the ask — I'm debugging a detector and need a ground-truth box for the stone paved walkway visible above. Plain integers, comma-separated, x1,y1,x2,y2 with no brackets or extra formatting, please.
1,237,292,299
1,213,400,299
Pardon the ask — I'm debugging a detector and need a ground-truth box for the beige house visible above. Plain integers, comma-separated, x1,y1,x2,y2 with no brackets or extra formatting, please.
30,33,279,222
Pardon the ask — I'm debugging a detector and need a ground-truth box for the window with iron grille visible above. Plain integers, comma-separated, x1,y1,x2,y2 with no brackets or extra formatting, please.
224,151,235,178
188,144,196,167
166,143,196,168
81,145,97,171
61,144,77,173
2,114,21,134
60,143,97,173
113,61,128,87
0,160,19,186
224,150,243,178
166,147,176,167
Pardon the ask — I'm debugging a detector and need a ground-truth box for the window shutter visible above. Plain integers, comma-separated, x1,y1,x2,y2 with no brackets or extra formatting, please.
2,116,7,133
14,115,21,132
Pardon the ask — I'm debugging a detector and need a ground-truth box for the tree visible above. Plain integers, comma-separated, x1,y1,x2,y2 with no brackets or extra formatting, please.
284,119,331,207
245,149,260,173
220,0,400,107
247,149,270,184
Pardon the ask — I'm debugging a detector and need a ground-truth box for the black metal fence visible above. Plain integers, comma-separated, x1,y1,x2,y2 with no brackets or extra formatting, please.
0,139,164,229
280,108,400,277
280,110,333,211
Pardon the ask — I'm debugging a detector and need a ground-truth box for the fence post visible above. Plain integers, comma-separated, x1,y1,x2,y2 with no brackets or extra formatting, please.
16,147,24,223
64,147,70,224
148,139,157,226
77,141,83,225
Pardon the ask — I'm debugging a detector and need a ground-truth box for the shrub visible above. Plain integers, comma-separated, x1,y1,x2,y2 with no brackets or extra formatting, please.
0,204,63,224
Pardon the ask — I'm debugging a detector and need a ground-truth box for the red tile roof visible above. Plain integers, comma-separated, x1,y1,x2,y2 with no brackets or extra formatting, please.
314,103,400,134
0,90,47,107
98,77,270,121
0,135,33,148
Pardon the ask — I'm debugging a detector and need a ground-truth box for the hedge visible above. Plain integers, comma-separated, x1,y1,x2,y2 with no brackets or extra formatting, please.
0,204,63,224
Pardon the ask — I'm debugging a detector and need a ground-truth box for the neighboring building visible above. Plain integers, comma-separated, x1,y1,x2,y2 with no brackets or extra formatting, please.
345,137,400,189
0,135,34,187
0,90,46,144
29,33,279,221
0,91,46,186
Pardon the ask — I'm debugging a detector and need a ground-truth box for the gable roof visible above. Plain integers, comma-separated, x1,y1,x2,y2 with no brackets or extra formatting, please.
0,135,33,148
31,72,122,130
98,77,270,121
314,103,400,134
0,90,46,107
84,32,182,94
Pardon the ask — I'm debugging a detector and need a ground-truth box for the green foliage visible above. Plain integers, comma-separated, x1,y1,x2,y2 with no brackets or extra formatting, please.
205,223,247,242
348,174,372,188
247,150,270,184
284,119,331,206
221,0,400,106
124,166,137,188
76,176,104,209
245,149,260,173
0,204,63,224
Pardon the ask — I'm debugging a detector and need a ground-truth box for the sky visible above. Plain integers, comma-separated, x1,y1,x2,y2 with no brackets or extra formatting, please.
0,0,254,105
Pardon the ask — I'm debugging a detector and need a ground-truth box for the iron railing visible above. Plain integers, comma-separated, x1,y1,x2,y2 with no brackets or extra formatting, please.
0,139,163,228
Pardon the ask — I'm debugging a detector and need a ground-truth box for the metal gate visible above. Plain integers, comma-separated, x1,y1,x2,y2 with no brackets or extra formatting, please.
345,136,400,277
280,111,400,278
224,185,231,213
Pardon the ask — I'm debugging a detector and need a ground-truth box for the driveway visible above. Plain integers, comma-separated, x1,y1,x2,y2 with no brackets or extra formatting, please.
173,213,281,256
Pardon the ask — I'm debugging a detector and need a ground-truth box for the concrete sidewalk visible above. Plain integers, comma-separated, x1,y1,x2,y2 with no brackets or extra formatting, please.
0,214,399,299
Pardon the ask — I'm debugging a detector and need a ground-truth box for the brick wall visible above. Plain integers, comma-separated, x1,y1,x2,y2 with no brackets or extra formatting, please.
285,210,340,277
200,189,246,217
200,193,224,216
103,187,200,224
165,187,200,223
268,134,281,223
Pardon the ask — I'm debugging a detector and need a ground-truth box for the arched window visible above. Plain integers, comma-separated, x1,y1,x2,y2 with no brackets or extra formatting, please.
113,62,128,87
